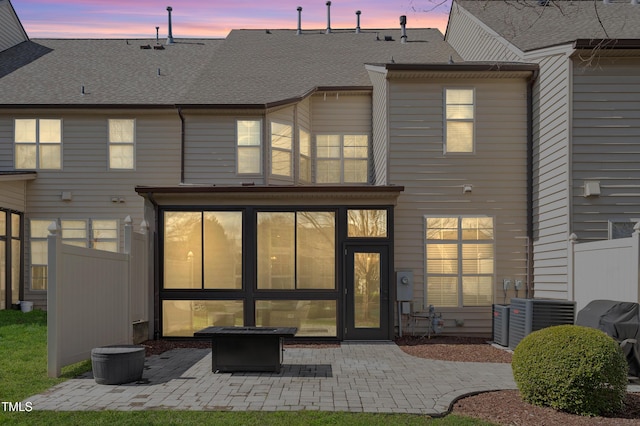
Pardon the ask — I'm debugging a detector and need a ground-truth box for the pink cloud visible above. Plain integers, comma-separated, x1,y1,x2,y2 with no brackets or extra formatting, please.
13,0,451,39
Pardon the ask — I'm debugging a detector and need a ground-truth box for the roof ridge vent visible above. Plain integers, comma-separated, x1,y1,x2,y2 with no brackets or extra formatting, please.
326,1,332,34
166,6,175,45
355,10,361,34
296,6,303,35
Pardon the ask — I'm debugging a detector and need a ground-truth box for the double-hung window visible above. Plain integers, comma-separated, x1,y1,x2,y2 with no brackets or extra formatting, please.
237,119,262,174
270,121,293,177
444,88,475,153
108,119,135,169
425,217,494,307
15,119,62,169
316,134,369,184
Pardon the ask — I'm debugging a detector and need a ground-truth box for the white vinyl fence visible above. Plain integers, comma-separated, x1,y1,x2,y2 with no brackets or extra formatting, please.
568,229,640,313
47,217,149,377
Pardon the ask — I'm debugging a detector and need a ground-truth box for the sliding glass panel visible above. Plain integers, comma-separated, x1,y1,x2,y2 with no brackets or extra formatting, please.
297,212,335,289
163,212,202,289
203,212,242,289
255,300,337,337
162,300,244,337
257,212,295,289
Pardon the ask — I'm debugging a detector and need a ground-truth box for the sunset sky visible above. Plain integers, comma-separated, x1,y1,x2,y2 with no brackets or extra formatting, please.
12,0,452,39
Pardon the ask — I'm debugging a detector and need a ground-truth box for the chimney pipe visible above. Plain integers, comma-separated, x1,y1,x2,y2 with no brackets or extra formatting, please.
297,6,302,35
155,26,159,43
400,15,407,43
166,6,175,45
326,1,332,34
355,10,361,34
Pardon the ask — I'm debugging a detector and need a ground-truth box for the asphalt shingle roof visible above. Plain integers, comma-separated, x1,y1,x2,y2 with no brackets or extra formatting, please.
0,28,461,106
456,0,640,52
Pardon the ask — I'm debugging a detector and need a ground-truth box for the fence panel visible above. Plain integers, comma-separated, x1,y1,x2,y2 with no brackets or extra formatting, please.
569,232,640,312
47,222,137,377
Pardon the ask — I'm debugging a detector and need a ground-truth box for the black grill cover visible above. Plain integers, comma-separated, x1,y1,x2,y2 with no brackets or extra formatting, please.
576,300,640,377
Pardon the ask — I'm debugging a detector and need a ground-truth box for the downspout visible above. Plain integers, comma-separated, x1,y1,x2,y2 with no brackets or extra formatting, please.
178,106,185,183
526,68,539,299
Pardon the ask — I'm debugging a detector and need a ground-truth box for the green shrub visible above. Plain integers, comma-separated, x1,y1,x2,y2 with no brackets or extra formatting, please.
512,324,628,416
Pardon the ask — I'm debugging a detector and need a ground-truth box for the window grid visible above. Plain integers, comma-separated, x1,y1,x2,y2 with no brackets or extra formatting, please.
316,134,369,184
270,121,293,177
14,119,62,170
444,88,475,154
237,119,262,175
108,119,135,170
425,216,494,307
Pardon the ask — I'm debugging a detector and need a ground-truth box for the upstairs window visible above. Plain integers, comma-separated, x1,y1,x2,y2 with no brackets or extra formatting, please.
445,89,475,153
108,119,135,169
270,121,293,177
316,134,369,184
15,119,62,169
237,119,262,174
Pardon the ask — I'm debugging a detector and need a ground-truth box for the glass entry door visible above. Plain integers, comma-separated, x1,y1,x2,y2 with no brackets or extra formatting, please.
344,245,389,340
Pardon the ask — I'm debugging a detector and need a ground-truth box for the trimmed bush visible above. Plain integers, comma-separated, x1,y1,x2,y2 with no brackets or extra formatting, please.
512,324,628,416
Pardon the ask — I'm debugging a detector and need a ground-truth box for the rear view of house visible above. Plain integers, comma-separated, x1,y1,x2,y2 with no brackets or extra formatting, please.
1,1,537,340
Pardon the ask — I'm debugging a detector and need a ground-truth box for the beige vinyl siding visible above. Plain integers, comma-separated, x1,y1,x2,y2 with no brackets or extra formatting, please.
572,57,640,240
0,179,27,211
0,0,27,53
528,51,572,299
446,5,522,62
368,68,389,185
4,110,181,307
388,78,529,336
183,113,264,185
311,93,371,134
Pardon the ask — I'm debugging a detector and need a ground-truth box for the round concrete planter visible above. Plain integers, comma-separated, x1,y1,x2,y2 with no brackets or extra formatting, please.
91,345,145,385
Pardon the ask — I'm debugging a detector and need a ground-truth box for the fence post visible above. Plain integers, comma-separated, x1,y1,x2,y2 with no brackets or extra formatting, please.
124,216,133,343
567,233,577,303
47,221,62,377
634,224,640,303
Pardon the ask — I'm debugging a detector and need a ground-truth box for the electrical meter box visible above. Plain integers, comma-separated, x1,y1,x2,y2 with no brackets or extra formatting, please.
396,270,413,301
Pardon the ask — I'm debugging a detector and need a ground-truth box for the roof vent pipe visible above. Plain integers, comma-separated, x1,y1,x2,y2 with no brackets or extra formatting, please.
400,15,407,43
296,6,302,35
166,6,175,45
355,10,361,33
326,1,332,34
155,26,159,43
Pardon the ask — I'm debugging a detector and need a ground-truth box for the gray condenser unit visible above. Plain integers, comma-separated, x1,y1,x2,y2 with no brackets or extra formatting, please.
492,304,510,347
508,298,576,350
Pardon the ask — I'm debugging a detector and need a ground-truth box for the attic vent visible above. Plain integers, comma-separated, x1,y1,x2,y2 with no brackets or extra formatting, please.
140,45,151,49
154,45,164,50
384,35,394,41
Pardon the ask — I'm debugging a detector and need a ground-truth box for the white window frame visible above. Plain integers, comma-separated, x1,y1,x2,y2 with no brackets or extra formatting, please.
424,215,495,307
108,119,136,170
315,133,369,184
270,121,293,178
14,118,62,170
444,88,475,154
236,119,262,175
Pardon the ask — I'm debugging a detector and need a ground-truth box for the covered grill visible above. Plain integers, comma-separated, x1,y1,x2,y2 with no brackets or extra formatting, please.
576,300,640,377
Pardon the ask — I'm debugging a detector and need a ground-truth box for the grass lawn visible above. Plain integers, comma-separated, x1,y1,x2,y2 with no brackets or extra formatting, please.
0,310,493,425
